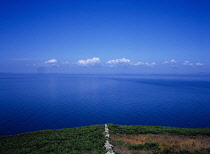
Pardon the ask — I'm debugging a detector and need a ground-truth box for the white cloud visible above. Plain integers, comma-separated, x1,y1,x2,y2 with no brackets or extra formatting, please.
39,58,205,70
107,58,131,64
145,62,156,66
77,57,100,65
133,62,156,66
163,61,169,64
133,62,145,66
44,59,57,64
62,61,70,64
183,61,193,66
171,59,177,63
150,62,156,66
195,62,204,66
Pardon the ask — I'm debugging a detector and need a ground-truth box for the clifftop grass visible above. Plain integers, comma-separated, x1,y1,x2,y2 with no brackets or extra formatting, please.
108,124,210,136
108,124,210,154
0,125,106,154
1,124,210,154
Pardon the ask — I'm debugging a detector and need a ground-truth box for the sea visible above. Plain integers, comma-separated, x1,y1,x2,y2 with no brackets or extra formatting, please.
0,73,210,136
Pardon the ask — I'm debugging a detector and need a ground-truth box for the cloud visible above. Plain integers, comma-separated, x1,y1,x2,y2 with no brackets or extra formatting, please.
45,59,57,64
133,62,145,66
32,59,58,67
171,59,177,63
77,57,100,65
150,62,156,66
133,61,156,67
195,62,204,66
107,58,131,64
163,61,169,64
162,59,178,64
62,61,70,64
183,61,193,66
145,62,156,66
34,58,205,71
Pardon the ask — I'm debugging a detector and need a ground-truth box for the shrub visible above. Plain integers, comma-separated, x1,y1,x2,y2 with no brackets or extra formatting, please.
128,142,160,151
144,142,160,150
0,125,106,154
179,149,191,153
161,148,176,153
108,124,210,136
128,144,145,150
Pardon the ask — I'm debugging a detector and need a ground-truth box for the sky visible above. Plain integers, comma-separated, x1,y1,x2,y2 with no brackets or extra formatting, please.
0,0,209,74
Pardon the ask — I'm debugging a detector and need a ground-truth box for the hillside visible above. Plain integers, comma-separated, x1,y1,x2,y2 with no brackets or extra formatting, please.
0,125,106,154
1,124,210,154
108,124,210,154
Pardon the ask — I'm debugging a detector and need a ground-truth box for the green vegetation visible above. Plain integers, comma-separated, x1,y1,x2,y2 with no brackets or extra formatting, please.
127,143,210,154
108,124,210,136
0,125,106,154
1,124,210,154
109,124,210,154
128,142,160,151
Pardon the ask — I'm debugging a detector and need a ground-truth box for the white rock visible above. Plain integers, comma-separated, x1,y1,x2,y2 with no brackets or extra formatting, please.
105,134,110,138
106,151,115,154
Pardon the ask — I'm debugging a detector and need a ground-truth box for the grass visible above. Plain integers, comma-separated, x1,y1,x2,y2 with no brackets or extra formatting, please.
128,142,160,151
112,134,210,153
108,124,210,154
108,124,210,136
1,124,210,154
0,125,106,154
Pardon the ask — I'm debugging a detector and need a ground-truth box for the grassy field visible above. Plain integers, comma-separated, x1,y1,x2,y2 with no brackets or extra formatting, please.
108,124,210,136
108,124,210,154
0,125,106,154
1,124,210,154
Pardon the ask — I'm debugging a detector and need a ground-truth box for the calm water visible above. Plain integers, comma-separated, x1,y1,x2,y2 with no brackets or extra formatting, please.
0,73,210,136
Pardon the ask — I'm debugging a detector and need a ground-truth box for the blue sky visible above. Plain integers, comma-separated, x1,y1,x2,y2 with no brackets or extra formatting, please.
0,0,209,74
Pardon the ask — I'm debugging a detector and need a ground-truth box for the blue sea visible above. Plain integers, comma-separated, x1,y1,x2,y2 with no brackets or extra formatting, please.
0,73,210,136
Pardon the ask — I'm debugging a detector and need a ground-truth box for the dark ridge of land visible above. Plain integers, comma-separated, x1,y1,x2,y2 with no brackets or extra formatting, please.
1,124,210,154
